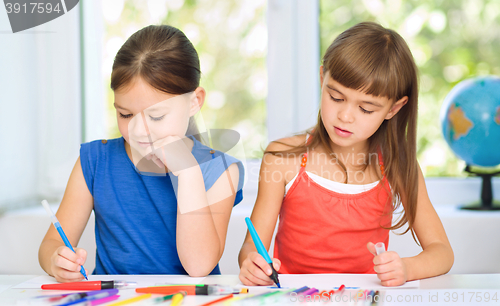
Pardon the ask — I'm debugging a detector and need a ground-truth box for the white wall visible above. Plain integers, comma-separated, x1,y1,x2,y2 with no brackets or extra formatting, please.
0,204,96,275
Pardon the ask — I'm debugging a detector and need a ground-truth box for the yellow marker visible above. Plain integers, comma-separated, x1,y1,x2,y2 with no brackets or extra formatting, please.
170,292,185,306
107,293,152,306
222,294,247,305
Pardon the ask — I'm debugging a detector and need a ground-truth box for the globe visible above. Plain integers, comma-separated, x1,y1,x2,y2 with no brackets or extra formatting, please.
440,76,500,168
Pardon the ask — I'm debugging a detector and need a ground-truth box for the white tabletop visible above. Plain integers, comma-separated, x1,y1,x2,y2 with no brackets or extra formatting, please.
1,274,500,306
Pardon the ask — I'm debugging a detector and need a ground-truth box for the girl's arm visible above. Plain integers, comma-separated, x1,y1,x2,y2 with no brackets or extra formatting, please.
238,139,300,286
370,164,454,286
148,135,240,276
38,157,94,282
175,162,240,277
402,165,454,279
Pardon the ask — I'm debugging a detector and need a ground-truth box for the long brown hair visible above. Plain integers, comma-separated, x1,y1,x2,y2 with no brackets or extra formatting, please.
268,22,419,237
111,24,201,139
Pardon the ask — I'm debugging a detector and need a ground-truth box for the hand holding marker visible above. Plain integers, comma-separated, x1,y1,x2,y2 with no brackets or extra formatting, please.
245,217,281,288
41,200,88,280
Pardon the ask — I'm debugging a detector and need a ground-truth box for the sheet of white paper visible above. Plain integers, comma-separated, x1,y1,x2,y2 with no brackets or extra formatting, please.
284,274,419,289
0,284,11,294
11,274,206,289
242,274,419,292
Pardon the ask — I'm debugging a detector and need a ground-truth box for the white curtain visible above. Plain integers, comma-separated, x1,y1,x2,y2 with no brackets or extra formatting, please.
0,2,105,212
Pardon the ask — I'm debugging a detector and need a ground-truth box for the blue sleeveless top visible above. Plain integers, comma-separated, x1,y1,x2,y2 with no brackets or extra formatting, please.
80,137,244,275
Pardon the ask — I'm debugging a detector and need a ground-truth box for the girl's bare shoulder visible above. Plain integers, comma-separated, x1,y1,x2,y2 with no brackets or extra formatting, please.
266,134,307,152
262,135,306,181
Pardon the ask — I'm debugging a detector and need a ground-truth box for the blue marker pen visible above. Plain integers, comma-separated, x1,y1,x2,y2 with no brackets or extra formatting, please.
41,200,88,280
245,217,281,288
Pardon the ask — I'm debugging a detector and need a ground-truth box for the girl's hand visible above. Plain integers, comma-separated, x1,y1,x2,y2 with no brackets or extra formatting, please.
50,246,88,283
146,136,198,176
239,252,281,286
367,242,407,287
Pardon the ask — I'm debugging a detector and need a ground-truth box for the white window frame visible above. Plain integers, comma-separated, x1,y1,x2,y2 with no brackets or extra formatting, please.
266,0,320,142
80,1,106,143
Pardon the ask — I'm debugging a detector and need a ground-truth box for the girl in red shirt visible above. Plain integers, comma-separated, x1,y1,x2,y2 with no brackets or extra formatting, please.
238,22,453,287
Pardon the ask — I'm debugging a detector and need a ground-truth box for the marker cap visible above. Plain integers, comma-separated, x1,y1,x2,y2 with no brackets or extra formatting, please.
375,242,386,255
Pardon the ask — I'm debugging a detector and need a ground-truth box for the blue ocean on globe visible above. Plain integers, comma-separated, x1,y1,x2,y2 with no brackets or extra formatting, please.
440,76,500,167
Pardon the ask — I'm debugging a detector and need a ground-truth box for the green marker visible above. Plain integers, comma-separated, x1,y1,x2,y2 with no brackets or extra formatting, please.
260,290,291,304
138,291,186,305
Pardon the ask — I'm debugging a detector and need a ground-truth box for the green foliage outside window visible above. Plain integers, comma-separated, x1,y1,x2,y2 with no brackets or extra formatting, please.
320,0,500,176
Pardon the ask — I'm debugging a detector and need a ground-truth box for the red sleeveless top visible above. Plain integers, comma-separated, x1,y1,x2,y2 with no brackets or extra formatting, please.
273,149,392,274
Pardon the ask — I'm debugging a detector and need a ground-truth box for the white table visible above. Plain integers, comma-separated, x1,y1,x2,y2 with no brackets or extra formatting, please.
1,274,500,306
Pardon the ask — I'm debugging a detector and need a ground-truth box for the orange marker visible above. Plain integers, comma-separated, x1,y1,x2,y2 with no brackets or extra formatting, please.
136,285,235,295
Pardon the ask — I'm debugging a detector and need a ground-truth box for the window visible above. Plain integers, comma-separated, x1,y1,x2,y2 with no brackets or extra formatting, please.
0,4,81,211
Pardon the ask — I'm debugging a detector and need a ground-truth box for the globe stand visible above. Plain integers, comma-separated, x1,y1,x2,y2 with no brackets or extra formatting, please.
460,165,500,211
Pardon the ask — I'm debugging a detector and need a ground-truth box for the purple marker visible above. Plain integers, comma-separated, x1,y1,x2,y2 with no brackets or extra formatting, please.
301,288,319,296
56,289,119,306
72,294,120,306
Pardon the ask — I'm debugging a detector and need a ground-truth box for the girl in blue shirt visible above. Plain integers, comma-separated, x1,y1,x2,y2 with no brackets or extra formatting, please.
39,25,244,282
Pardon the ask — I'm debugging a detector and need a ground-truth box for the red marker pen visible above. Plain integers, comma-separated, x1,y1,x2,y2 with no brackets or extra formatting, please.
41,280,137,290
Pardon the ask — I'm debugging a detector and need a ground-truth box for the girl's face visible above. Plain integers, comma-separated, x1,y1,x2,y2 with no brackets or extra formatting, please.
114,77,203,154
320,67,407,150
